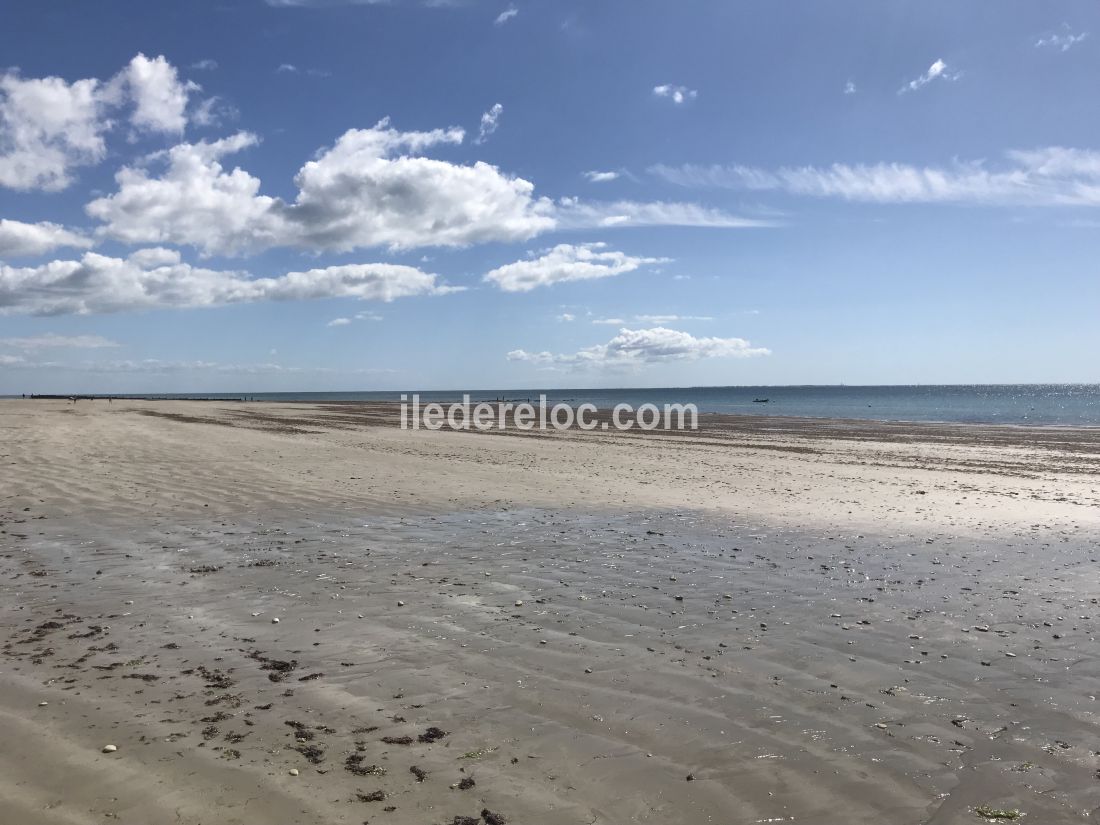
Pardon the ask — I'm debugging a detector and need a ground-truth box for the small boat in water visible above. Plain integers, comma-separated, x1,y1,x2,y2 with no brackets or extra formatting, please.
753,398,769,403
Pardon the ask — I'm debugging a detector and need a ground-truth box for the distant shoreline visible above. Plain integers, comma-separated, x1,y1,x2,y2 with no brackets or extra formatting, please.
7,384,1100,427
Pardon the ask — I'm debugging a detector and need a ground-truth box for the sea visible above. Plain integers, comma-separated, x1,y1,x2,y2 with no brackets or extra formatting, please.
18,384,1100,427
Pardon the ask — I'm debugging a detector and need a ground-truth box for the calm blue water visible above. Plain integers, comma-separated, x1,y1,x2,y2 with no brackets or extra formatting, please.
22,384,1100,426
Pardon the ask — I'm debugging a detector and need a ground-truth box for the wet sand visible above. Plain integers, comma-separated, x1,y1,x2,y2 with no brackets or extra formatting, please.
2,400,1099,824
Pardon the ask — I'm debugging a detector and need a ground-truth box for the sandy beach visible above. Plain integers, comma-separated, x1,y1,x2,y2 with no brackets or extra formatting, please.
3,399,1100,825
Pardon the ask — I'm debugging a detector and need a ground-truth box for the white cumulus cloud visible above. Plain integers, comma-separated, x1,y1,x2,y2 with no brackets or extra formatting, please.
85,132,283,255
653,84,698,104
111,53,199,134
484,242,668,292
0,70,110,190
0,249,455,315
1,54,203,191
0,219,93,257
508,326,769,369
86,119,556,255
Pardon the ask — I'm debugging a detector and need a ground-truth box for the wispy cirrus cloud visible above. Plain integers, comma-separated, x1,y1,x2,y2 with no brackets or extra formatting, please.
554,197,773,229
494,5,518,25
0,356,396,376
583,170,620,183
508,326,769,370
898,58,960,94
632,314,712,324
651,147,1100,207
593,314,710,325
1036,27,1088,52
0,332,120,349
475,102,503,144
327,310,382,327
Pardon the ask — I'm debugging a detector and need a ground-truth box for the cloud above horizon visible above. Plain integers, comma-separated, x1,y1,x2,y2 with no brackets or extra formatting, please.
484,243,668,292
593,313,712,325
0,355,397,376
0,54,205,192
0,332,120,349
494,5,518,26
1036,28,1088,52
653,84,697,104
0,248,457,315
651,147,1100,206
78,118,759,256
0,219,92,257
475,102,503,144
507,326,770,369
898,58,960,94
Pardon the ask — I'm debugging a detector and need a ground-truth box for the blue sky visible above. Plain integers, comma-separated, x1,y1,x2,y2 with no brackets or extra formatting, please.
1,0,1099,393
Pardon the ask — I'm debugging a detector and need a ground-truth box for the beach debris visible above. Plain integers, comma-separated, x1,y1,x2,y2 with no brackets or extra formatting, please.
358,790,386,802
397,600,406,607
410,765,428,782
293,744,325,764
459,746,497,760
514,600,523,607
271,617,280,624
288,768,299,776
251,651,298,682
345,753,386,776
482,810,508,825
419,726,448,743
973,805,1022,820
102,744,117,753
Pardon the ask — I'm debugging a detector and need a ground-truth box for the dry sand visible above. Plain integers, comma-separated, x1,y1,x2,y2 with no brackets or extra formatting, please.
2,399,1099,824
